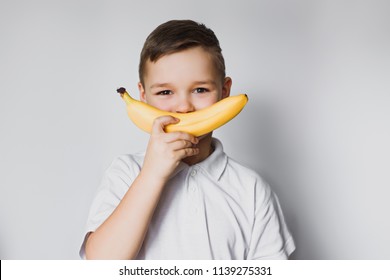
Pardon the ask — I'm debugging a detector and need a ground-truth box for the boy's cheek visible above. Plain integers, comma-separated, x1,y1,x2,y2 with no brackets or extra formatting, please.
198,96,220,109
147,98,175,112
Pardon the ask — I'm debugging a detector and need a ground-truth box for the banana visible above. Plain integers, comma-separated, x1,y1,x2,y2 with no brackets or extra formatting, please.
116,87,248,137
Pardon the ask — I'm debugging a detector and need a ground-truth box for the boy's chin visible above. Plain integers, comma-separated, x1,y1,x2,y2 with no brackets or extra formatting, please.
197,132,213,141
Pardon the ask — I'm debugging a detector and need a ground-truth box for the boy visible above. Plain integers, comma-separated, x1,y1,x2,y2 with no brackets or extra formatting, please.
80,20,295,259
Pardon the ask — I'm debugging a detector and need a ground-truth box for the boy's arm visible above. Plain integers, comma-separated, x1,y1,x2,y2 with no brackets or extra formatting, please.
85,116,199,259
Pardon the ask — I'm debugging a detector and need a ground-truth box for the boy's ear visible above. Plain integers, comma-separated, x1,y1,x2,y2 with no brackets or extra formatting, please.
138,82,147,102
222,77,232,99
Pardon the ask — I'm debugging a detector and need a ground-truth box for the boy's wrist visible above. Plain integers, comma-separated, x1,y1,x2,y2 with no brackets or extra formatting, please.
138,168,168,190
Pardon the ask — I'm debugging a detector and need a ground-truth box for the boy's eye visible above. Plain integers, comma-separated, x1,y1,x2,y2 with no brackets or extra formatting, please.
157,90,172,95
194,88,208,93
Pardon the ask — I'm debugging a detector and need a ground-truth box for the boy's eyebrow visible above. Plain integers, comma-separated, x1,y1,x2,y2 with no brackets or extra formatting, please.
193,80,217,86
150,83,172,89
150,80,217,89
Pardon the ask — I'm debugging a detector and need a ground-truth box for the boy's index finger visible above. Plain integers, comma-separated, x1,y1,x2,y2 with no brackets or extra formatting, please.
163,130,199,145
151,115,180,134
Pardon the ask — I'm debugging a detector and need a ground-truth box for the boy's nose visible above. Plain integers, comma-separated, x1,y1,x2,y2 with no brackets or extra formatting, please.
175,98,195,113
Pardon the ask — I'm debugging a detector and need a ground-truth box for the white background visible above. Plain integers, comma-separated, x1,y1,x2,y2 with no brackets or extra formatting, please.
1,0,389,259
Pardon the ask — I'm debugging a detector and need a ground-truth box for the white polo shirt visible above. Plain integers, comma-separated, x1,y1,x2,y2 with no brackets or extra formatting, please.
80,138,295,259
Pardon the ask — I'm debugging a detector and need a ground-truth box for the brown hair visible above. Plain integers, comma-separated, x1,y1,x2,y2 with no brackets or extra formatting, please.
139,19,226,86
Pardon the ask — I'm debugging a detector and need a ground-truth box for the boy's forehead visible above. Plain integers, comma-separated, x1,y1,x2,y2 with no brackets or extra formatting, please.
143,47,220,86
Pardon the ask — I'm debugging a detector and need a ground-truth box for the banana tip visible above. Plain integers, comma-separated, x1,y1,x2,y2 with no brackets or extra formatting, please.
116,87,126,95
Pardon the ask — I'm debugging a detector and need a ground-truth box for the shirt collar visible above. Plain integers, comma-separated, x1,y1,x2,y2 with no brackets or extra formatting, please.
168,137,228,181
194,137,227,181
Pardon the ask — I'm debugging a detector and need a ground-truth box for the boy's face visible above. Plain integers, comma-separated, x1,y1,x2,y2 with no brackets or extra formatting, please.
138,46,231,113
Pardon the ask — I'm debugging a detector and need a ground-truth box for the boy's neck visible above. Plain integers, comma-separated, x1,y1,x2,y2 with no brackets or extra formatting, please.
182,133,214,166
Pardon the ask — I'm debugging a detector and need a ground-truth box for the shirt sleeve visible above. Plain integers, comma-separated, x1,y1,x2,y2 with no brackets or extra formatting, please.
79,154,141,259
246,178,295,260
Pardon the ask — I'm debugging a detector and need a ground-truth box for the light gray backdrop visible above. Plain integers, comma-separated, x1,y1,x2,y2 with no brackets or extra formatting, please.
1,0,389,259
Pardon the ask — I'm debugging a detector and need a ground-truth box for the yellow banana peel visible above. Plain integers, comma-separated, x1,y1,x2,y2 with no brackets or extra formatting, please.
116,87,248,137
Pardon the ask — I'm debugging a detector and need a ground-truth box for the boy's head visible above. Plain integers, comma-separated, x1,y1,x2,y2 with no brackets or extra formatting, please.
139,19,226,87
138,20,232,114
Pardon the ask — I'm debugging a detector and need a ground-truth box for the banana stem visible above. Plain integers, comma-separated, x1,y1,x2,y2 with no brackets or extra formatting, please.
116,87,127,97
116,87,133,105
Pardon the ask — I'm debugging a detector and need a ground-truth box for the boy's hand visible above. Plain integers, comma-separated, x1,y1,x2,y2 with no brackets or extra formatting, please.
141,115,199,182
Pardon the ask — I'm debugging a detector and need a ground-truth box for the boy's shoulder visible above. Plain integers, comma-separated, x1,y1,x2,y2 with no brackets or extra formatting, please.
226,156,261,178
217,153,274,208
106,152,145,175
225,155,270,190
